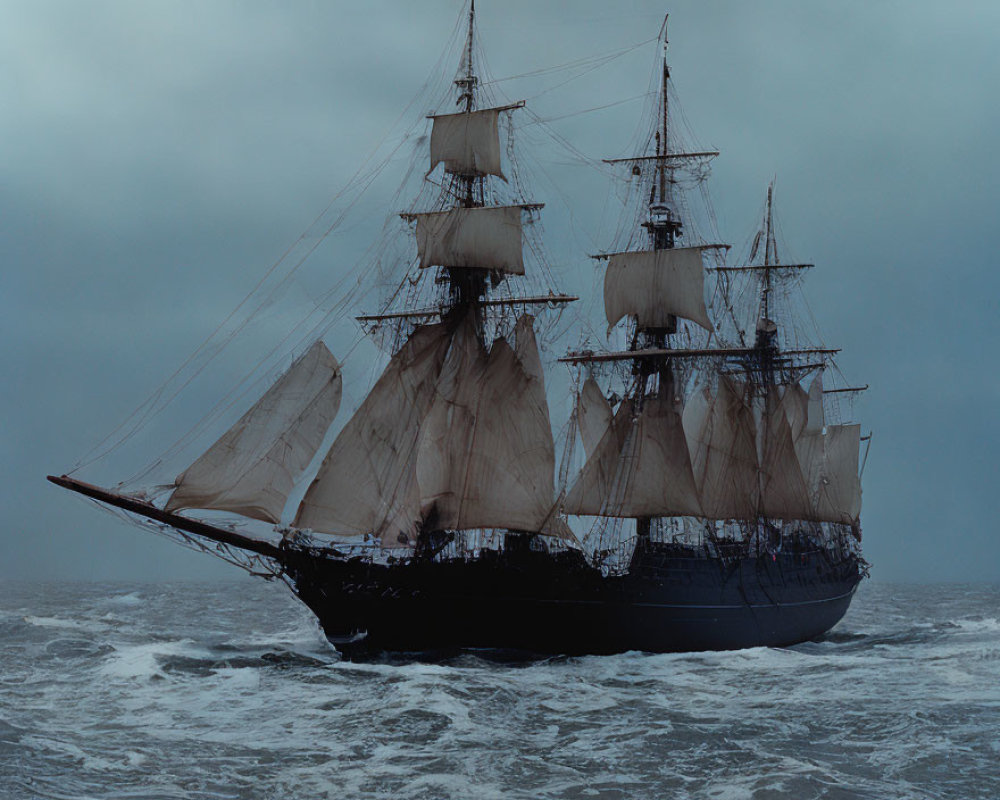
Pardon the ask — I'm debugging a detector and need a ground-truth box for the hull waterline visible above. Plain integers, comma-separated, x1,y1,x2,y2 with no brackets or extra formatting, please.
282,543,863,659
46,476,864,659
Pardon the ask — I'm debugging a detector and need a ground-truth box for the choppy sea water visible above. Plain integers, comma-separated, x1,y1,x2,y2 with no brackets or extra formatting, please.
1,580,998,800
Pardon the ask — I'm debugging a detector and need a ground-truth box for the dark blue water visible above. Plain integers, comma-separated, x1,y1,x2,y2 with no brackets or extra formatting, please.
1,580,997,799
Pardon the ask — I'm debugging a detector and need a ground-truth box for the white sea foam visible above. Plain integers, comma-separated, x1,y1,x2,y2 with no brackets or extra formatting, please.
22,615,90,630
953,616,1000,634
3,581,999,800
104,591,144,607
99,639,199,681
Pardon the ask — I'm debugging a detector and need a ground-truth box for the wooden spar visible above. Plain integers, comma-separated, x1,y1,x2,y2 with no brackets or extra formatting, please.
46,475,283,561
559,346,839,364
357,293,578,322
602,151,719,164
400,202,544,221
781,348,841,356
559,347,755,363
589,243,730,259
785,362,827,373
357,308,442,322
426,100,525,118
710,263,813,272
823,385,869,394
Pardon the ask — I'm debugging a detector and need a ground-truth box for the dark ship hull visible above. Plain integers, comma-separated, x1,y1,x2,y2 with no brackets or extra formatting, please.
46,477,864,658
282,539,863,659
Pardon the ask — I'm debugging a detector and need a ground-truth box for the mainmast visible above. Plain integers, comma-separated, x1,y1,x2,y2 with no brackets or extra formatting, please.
457,0,477,114
634,17,676,544
333,1,577,549
557,17,864,548
565,15,727,547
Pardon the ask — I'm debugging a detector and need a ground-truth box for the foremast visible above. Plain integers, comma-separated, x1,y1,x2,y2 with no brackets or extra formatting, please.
382,2,572,342
293,2,578,551
54,4,579,559
448,0,488,317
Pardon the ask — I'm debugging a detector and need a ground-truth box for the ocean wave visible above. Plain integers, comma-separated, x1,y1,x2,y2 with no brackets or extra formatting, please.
3,581,999,800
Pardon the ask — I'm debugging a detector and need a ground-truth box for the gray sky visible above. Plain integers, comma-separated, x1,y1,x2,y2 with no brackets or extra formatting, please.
4,0,999,583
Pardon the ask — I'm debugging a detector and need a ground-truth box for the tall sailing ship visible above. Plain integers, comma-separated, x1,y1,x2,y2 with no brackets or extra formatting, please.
49,7,869,658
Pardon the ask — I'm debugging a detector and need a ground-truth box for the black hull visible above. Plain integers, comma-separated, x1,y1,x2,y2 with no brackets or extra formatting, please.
282,541,863,659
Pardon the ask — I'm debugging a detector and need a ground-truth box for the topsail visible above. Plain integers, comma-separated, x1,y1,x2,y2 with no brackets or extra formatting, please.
429,107,506,178
413,206,525,274
603,247,714,332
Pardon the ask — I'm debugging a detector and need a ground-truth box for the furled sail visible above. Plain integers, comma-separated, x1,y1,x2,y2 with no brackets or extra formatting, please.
417,314,561,534
683,379,759,519
564,393,701,518
293,323,451,544
414,206,525,274
165,341,342,524
429,107,505,178
576,375,613,457
603,247,713,332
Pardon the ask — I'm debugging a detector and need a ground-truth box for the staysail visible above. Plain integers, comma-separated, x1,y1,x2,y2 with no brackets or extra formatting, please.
165,341,342,524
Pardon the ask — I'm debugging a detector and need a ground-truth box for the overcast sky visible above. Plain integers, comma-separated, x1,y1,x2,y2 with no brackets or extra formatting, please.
4,0,999,583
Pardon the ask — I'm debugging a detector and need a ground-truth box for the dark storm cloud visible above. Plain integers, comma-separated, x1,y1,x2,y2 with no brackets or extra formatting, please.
5,1,999,581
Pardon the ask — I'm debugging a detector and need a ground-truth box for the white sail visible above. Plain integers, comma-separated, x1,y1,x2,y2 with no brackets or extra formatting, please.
604,247,713,332
166,341,342,524
414,206,524,274
759,387,813,520
564,393,701,518
805,373,825,434
684,378,759,519
417,314,561,534
781,382,809,441
815,424,863,523
576,376,613,457
415,315,486,528
429,107,505,178
293,323,451,545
